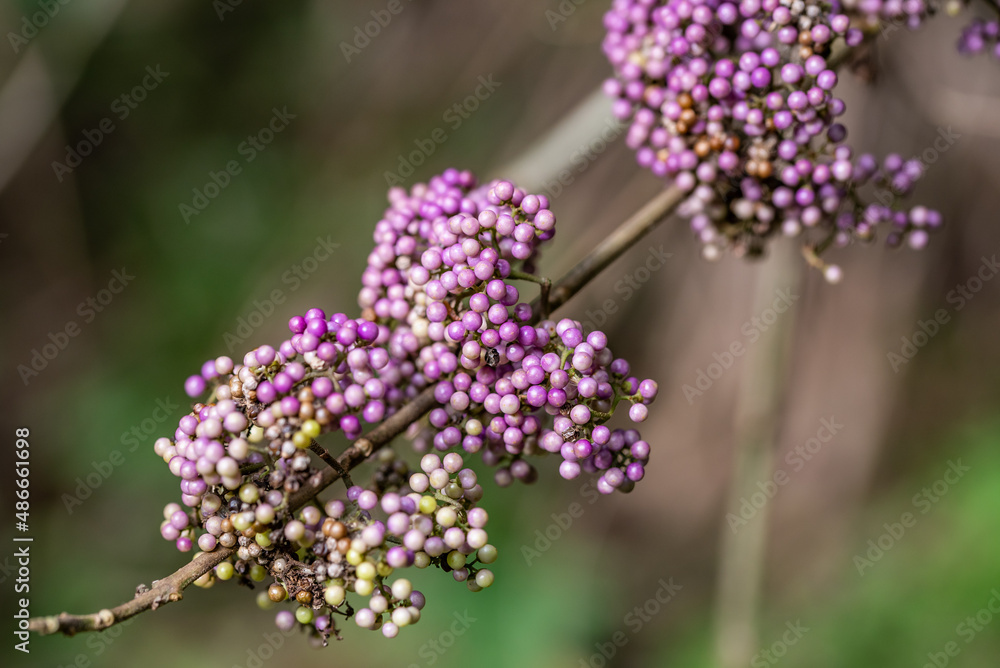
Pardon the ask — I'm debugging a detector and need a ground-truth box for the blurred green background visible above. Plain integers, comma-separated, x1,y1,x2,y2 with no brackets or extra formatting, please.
3,1,1000,667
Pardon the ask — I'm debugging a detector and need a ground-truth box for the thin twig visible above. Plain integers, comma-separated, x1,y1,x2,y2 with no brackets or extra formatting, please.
309,439,354,490
27,548,234,636
506,269,550,285
539,277,552,320
546,185,684,313
826,42,861,71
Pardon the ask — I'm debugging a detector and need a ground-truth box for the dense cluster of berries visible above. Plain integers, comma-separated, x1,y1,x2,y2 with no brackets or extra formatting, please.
152,170,656,644
601,0,943,280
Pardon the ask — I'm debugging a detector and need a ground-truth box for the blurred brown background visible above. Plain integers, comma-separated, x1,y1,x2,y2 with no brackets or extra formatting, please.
2,1,1000,667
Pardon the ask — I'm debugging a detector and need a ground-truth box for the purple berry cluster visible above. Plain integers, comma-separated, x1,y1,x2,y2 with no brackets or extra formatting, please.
958,15,1000,58
359,173,655,493
412,321,655,494
152,170,657,644
601,0,942,280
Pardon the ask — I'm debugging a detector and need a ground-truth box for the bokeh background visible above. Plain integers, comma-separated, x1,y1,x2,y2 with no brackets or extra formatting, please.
3,1,1000,667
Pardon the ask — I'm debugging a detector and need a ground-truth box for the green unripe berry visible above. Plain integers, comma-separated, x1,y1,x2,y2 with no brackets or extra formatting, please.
232,512,253,532
295,606,314,624
475,569,494,588
446,551,466,569
300,419,321,439
356,561,376,581
390,578,412,600
391,607,412,627
477,544,498,564
435,507,457,527
419,495,437,514
324,585,346,606
255,504,275,524
239,483,260,504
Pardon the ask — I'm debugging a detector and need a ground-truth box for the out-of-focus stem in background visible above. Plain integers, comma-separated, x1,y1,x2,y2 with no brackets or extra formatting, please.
713,242,801,668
